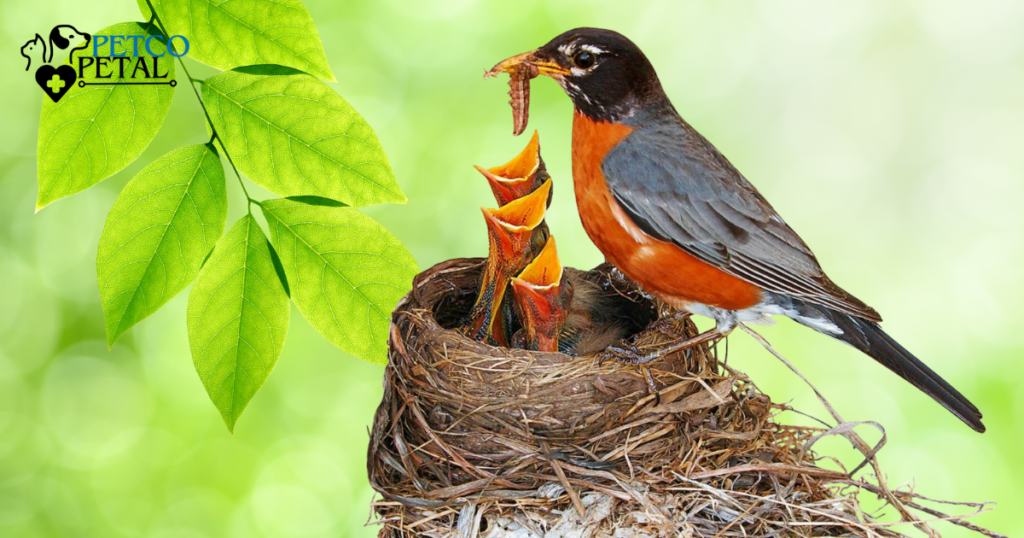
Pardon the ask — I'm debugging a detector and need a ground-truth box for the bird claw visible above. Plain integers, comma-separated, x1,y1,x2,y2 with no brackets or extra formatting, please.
597,319,719,406
597,347,663,402
600,344,662,365
600,326,722,368
642,367,662,405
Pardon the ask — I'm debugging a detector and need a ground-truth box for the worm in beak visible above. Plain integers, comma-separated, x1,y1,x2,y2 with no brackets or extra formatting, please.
485,50,569,136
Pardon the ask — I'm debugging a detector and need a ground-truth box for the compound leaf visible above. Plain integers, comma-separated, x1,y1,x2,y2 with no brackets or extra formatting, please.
37,22,176,209
188,214,290,431
260,198,417,364
202,68,406,207
140,0,335,81
98,144,227,346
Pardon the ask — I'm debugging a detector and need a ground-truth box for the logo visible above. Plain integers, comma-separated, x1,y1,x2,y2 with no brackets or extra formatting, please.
22,25,90,102
21,24,186,103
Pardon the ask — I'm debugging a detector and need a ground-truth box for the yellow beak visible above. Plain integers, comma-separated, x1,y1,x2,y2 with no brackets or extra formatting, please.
486,50,570,78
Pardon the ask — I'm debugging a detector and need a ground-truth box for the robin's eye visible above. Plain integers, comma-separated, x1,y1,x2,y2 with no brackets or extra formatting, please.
573,50,595,69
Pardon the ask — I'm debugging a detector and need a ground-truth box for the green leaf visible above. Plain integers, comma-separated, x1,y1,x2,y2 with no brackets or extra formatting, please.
141,0,334,81
266,239,290,298
37,22,176,209
234,65,305,76
260,198,417,364
188,215,290,431
284,195,347,208
98,144,228,346
202,69,406,207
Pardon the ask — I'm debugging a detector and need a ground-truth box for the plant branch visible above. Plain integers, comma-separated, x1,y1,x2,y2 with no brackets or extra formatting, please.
145,0,253,212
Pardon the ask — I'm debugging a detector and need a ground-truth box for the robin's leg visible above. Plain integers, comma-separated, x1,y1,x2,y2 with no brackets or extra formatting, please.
641,366,661,405
595,310,693,363
602,328,722,365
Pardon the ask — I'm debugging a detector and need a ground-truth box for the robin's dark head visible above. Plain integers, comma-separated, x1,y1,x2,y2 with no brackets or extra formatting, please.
490,28,668,123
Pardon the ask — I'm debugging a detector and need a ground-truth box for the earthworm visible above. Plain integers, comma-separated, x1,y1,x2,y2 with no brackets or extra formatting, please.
507,64,538,136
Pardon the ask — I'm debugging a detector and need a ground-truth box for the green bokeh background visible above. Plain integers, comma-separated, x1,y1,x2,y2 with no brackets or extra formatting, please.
1,0,1021,536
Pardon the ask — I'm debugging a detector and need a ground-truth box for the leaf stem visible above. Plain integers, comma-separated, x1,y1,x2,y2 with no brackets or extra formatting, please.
145,0,254,210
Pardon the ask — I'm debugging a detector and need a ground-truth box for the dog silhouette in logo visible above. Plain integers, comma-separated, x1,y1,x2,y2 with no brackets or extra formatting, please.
20,34,46,71
20,24,92,103
46,25,91,63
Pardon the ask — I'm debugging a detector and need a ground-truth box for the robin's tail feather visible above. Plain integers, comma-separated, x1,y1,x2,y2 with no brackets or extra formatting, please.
776,296,985,432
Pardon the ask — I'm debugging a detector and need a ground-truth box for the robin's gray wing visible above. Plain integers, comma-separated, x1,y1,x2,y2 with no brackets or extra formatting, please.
602,119,881,322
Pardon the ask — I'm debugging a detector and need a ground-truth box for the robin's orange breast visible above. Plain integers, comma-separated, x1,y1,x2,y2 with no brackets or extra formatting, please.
571,111,762,311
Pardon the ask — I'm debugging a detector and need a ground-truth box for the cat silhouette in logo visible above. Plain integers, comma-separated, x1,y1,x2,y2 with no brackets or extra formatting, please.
20,34,46,71
46,25,90,63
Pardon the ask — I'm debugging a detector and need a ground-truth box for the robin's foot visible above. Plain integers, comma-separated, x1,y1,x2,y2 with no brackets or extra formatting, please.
646,310,693,335
600,328,722,365
596,311,692,365
642,366,661,405
600,343,643,365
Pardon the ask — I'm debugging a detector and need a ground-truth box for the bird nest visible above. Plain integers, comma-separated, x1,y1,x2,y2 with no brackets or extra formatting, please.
367,258,999,537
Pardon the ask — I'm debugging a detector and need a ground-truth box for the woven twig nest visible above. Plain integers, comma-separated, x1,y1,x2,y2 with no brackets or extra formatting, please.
367,259,988,537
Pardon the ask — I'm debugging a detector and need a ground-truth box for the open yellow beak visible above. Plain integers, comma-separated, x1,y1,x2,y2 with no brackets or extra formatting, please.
473,132,551,207
486,178,551,231
486,50,571,78
475,130,540,183
513,235,563,290
468,179,553,345
511,237,571,353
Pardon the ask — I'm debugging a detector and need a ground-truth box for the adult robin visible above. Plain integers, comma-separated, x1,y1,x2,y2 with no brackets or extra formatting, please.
488,28,984,432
